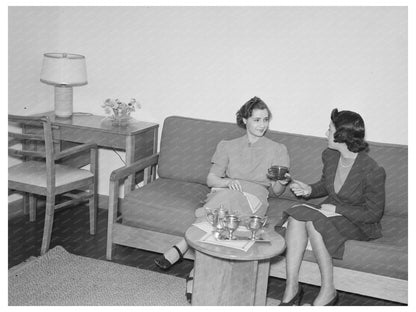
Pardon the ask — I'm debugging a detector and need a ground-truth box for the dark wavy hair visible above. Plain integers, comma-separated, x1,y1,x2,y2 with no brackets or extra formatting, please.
331,108,369,152
236,97,272,129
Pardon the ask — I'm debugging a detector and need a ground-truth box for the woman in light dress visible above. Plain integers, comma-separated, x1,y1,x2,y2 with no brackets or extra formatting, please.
154,96,290,302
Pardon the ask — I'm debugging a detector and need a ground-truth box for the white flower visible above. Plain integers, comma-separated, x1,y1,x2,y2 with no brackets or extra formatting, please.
102,98,142,117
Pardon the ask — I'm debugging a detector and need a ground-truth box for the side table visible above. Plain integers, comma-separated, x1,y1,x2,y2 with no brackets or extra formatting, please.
26,112,159,193
185,218,286,306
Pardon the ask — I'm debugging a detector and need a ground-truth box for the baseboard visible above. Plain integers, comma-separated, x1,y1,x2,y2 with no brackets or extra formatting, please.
8,194,109,220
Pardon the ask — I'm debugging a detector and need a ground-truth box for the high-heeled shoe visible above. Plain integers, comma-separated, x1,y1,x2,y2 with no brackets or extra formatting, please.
154,245,183,270
185,274,193,303
313,291,339,306
279,286,304,306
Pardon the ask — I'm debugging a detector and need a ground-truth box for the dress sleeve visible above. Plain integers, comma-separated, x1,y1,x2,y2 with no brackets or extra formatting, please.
335,166,386,223
209,140,229,178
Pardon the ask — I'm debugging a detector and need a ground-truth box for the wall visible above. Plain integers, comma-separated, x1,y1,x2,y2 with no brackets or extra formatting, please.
8,6,408,196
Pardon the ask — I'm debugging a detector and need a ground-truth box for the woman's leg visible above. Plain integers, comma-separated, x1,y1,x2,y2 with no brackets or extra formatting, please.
282,216,308,302
163,238,188,264
185,268,194,302
305,221,337,305
154,238,189,270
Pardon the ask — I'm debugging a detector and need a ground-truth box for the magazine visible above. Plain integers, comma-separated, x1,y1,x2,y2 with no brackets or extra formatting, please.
291,203,342,218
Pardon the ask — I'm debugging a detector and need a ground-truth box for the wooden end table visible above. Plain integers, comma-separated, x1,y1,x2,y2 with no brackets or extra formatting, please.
185,218,285,306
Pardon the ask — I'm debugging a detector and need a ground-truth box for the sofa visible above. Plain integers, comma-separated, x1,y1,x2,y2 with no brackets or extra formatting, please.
106,116,408,304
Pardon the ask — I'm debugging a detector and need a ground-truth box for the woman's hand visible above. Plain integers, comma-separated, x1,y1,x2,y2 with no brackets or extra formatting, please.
278,173,292,185
289,179,312,197
227,179,242,191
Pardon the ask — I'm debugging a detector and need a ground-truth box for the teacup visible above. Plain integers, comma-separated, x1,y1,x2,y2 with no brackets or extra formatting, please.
245,215,268,240
268,165,289,181
221,215,241,240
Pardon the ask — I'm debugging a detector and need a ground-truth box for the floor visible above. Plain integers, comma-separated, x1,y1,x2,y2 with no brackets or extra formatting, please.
8,204,405,306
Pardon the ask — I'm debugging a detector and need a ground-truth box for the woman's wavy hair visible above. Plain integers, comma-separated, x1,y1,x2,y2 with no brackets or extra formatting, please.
236,96,272,129
331,108,369,152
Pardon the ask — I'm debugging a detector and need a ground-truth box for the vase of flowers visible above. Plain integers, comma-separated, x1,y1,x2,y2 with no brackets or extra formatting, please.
102,98,141,127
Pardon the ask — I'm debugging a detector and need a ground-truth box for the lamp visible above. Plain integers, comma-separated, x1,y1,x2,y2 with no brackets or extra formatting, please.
40,53,87,118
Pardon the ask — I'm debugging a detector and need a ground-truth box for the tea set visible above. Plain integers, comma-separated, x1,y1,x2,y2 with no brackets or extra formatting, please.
206,206,268,241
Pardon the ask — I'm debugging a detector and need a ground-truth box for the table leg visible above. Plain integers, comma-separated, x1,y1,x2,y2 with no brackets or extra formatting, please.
192,251,270,306
254,259,271,305
124,135,135,194
22,193,29,215
124,128,158,193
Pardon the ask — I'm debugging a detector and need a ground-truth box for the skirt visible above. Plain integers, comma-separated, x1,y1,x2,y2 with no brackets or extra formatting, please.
275,204,369,259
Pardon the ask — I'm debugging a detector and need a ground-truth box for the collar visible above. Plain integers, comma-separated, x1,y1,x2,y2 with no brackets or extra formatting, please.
244,134,265,147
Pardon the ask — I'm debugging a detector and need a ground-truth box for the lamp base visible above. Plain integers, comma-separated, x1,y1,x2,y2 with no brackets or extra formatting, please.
54,86,73,118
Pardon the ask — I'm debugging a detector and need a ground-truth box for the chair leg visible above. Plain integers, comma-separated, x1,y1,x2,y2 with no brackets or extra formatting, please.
89,146,98,235
29,194,37,222
41,195,55,255
89,185,97,235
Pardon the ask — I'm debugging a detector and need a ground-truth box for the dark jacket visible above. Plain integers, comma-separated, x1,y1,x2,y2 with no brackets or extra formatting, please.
310,148,386,239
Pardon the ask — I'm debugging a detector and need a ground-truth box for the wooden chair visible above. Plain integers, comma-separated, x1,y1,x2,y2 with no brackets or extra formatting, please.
8,114,98,255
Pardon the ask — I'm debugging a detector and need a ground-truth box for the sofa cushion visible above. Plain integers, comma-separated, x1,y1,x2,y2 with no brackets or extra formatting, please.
339,215,407,279
158,116,245,185
365,142,408,217
121,178,210,236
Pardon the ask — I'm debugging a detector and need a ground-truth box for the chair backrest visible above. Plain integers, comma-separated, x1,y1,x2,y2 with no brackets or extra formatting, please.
8,114,58,188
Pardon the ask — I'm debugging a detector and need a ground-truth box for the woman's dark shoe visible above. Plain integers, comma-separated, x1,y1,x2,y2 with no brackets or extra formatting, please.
185,275,193,303
279,286,304,306
154,245,184,270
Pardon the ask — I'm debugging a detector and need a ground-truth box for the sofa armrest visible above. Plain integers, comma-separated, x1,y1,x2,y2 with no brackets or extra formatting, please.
110,153,159,182
106,153,159,260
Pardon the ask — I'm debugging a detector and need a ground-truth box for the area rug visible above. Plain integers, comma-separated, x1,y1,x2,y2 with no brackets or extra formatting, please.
9,246,280,306
8,246,190,306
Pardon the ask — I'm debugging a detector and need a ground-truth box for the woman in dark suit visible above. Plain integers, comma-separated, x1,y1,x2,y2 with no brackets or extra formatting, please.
278,109,386,306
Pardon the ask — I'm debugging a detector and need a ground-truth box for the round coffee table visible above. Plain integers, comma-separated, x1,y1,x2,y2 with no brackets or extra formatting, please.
185,217,285,306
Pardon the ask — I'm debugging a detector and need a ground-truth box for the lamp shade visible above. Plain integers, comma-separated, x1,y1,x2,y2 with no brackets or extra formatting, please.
40,53,87,86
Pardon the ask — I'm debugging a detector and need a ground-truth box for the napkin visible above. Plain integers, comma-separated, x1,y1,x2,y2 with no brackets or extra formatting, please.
198,232,255,252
